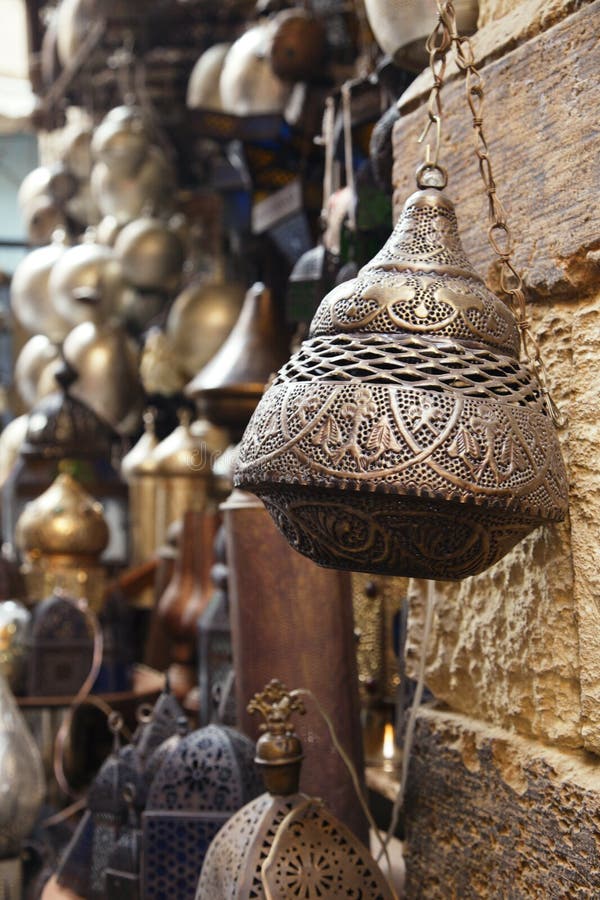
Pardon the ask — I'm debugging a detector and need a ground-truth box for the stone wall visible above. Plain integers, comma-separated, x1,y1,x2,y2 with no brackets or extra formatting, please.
391,0,600,894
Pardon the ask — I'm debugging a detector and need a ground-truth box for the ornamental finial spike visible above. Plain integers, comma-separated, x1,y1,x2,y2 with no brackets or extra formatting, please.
248,679,306,796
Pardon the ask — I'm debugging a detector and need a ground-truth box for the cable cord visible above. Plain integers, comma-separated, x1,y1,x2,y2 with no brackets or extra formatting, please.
293,688,398,900
379,578,437,859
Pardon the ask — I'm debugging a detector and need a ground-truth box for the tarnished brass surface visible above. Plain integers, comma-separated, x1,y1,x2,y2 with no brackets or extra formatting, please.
114,217,184,293
166,271,246,381
16,473,109,559
122,412,160,608
16,473,109,609
197,678,393,900
187,282,290,438
352,573,404,704
63,320,144,435
236,188,568,579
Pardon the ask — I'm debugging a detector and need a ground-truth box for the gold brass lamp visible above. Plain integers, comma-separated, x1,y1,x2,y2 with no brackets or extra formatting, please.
15,472,109,611
235,4,567,580
153,409,230,539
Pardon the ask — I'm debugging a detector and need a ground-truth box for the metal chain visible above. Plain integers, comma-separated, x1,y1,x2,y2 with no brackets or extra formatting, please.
420,1,565,427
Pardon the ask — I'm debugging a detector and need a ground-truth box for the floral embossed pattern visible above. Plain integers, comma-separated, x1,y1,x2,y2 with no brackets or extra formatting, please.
235,188,567,579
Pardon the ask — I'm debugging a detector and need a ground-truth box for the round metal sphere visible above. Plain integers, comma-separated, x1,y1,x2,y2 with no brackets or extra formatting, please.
187,43,231,111
11,242,71,341
90,147,174,224
49,242,124,327
63,321,143,434
220,22,291,116
114,217,184,292
14,335,62,409
91,106,150,177
166,276,245,380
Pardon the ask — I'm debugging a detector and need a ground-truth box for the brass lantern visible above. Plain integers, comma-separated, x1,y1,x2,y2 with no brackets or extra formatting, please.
15,473,109,610
235,187,568,579
196,680,394,900
153,410,229,538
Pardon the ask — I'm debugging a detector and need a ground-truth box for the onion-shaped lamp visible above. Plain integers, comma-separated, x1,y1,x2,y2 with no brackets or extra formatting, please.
0,671,45,897
235,187,568,579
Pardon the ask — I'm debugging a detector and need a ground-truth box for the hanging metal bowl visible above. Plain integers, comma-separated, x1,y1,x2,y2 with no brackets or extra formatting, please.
235,187,568,580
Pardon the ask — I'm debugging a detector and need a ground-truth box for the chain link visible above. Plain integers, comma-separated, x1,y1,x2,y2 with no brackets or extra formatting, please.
419,1,565,427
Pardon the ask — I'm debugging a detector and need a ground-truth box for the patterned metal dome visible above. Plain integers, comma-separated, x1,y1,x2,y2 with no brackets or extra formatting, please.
142,724,263,900
235,187,568,580
146,724,262,813
196,680,393,899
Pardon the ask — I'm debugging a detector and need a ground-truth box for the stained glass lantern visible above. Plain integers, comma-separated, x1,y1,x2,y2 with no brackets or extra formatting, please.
142,724,263,900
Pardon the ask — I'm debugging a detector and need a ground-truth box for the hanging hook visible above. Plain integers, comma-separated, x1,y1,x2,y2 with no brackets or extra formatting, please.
417,113,442,169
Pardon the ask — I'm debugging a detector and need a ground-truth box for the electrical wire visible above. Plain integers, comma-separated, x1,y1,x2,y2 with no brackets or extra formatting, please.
379,578,437,859
294,687,398,900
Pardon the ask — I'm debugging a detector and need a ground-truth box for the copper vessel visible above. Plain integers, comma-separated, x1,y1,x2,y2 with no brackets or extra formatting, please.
157,509,219,701
269,9,328,82
187,282,290,439
222,487,366,840
236,187,568,580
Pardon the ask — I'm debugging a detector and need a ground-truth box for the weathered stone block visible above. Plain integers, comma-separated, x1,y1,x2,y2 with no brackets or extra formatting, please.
404,296,589,749
404,707,600,899
392,1,600,301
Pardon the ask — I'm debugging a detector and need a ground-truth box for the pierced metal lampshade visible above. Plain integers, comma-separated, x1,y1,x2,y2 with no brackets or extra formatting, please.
142,724,263,900
235,187,568,580
196,680,393,900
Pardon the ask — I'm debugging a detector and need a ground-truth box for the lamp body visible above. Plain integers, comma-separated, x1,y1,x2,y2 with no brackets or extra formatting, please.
236,188,568,579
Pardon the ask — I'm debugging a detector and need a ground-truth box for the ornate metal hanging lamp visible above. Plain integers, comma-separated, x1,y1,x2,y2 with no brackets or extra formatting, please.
235,2,568,580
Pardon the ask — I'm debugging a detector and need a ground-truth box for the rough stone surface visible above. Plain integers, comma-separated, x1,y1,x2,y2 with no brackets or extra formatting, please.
404,707,600,899
568,299,600,753
392,1,600,302
394,0,600,755
399,0,592,112
404,298,590,749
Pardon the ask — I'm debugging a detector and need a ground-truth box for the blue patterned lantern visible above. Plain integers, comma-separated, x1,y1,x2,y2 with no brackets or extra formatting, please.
142,724,263,900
